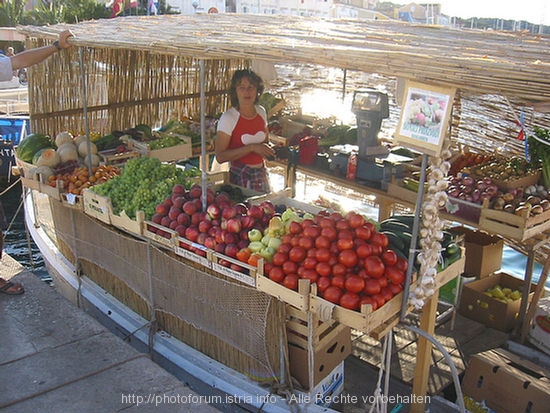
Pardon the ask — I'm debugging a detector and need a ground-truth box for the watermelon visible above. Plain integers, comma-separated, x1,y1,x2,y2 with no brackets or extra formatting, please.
16,133,54,163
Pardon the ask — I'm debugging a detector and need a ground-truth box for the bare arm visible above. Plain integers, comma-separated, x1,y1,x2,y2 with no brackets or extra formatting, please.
10,30,73,71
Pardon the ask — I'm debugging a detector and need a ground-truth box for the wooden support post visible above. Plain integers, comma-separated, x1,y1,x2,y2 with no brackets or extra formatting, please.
520,253,550,343
410,293,438,413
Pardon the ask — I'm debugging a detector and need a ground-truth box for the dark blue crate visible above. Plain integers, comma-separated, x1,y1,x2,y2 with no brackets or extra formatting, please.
0,118,30,145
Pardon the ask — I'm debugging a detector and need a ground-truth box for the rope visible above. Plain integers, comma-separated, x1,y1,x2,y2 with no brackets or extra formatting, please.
369,329,393,413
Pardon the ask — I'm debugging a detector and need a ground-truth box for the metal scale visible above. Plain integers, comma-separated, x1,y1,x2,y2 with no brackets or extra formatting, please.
351,88,410,189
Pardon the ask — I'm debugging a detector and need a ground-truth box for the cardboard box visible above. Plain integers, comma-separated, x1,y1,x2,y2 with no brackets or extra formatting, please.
459,272,535,332
449,226,503,278
462,348,550,413
287,315,351,389
295,361,344,408
528,296,550,357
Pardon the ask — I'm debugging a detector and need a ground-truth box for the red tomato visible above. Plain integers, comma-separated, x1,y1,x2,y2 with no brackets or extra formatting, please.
364,278,381,295
380,286,394,303
316,248,331,262
319,217,335,229
282,260,298,275
323,286,343,304
301,218,315,227
320,226,338,241
278,242,292,255
331,274,346,289
370,244,383,256
315,235,331,249
372,293,386,308
360,295,378,311
300,268,319,284
377,276,388,289
385,266,405,285
268,266,285,283
289,246,306,263
290,236,300,247
315,261,332,278
395,256,408,272
303,225,321,239
283,274,299,290
335,219,350,231
336,238,354,251
364,256,385,278
337,229,354,240
288,221,303,235
306,248,317,258
388,283,403,295
381,250,398,267
329,212,343,221
331,263,347,278
298,236,314,250
354,226,372,241
370,232,389,248
346,212,366,229
303,256,318,269
338,249,358,268
340,292,361,310
317,276,332,293
356,243,373,259
248,253,262,266
364,221,376,234
344,275,365,293
272,252,288,267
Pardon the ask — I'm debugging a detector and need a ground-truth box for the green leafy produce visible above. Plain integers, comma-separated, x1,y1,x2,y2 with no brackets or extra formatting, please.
148,133,187,150
16,133,55,163
528,127,550,187
91,157,197,219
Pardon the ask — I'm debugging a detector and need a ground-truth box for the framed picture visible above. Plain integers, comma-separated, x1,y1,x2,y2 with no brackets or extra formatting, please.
395,81,456,157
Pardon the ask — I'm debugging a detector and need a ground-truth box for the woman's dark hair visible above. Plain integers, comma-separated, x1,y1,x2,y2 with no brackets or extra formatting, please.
229,69,264,108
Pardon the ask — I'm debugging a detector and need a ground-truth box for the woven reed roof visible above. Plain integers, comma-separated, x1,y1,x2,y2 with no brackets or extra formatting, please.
16,13,550,104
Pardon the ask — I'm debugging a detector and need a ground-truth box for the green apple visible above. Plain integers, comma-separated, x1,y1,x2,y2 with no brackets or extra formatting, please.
248,229,263,242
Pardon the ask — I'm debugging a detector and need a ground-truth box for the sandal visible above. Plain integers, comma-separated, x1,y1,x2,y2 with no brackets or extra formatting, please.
0,278,24,295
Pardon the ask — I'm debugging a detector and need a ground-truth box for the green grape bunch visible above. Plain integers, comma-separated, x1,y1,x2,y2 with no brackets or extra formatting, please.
91,157,193,220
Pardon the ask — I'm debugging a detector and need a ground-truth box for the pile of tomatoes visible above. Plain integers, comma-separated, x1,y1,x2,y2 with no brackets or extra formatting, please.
264,210,407,312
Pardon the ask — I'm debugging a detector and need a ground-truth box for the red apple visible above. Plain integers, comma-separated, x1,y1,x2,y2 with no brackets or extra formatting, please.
215,243,226,253
234,203,248,215
177,212,190,226
160,216,171,228
151,213,163,224
207,203,221,220
172,183,186,195
223,231,239,245
260,200,275,215
204,236,216,249
172,196,185,209
226,217,242,233
155,203,169,216
215,192,231,205
221,205,237,220
182,200,197,215
174,224,186,237
240,215,256,229
247,205,263,220
185,226,199,242
197,233,207,245
168,207,181,221
188,184,202,199
198,220,212,233
225,243,239,258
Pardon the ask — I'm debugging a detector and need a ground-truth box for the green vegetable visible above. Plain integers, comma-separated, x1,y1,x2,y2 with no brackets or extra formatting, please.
528,127,550,187
16,133,54,163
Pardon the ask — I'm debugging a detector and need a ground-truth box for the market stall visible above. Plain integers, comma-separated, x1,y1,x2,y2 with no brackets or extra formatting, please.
14,14,550,413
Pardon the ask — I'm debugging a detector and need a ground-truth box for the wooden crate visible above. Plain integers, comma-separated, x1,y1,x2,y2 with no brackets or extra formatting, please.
310,254,465,335
256,276,311,311
479,200,550,242
98,148,140,166
143,220,178,249
127,137,192,162
174,236,213,269
189,171,229,186
492,170,541,191
386,180,418,205
61,193,84,211
82,188,112,224
110,210,144,236
211,251,261,287
286,305,351,389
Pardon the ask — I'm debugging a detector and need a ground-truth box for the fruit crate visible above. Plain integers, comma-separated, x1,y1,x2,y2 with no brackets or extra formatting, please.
61,193,84,211
127,137,192,162
286,305,351,389
174,235,213,269
98,148,140,167
309,254,465,336
82,188,112,224
479,199,550,242
110,210,145,237
143,220,178,249
211,251,262,287
256,276,311,311
189,170,229,186
492,170,541,191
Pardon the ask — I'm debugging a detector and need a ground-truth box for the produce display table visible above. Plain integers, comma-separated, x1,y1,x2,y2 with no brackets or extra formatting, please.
274,160,549,341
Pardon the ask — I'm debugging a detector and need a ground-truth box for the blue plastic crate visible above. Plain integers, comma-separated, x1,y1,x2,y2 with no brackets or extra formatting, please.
0,118,30,145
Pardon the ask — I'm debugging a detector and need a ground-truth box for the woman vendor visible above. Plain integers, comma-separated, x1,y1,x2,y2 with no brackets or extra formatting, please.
215,69,275,194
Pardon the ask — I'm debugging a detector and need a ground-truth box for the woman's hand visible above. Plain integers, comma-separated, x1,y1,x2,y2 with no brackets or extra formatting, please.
58,30,74,49
253,143,275,159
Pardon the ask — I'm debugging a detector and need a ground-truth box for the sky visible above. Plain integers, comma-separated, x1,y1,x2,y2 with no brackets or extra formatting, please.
436,0,549,26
